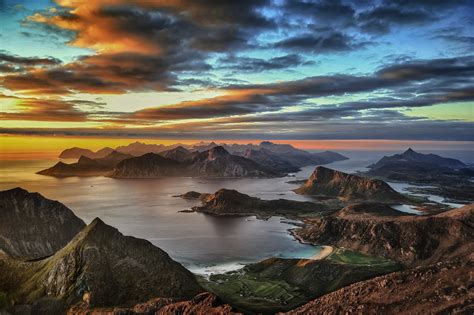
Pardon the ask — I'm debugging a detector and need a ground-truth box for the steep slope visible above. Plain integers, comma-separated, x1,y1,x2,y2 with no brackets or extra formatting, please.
1,218,203,308
187,146,277,177
295,166,405,202
204,256,399,313
284,259,472,315
111,153,182,178
293,204,474,266
188,188,324,218
0,188,85,260
159,146,192,162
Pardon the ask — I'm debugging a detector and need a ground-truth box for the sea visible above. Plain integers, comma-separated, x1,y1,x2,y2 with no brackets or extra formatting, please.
1,149,472,274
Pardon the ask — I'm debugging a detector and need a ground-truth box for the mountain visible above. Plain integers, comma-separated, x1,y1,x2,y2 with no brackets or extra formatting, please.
0,188,85,260
187,146,277,177
293,204,474,266
370,148,466,170
114,141,168,156
159,146,192,162
186,188,323,218
111,153,182,178
58,147,115,159
295,166,405,202
0,218,203,308
59,147,95,159
38,151,132,177
242,148,301,173
285,259,472,315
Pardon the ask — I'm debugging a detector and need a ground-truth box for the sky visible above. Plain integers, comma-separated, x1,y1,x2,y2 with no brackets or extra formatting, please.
0,0,473,146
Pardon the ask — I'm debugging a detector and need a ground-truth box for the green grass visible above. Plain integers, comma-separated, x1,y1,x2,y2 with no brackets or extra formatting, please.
327,248,399,268
200,272,307,314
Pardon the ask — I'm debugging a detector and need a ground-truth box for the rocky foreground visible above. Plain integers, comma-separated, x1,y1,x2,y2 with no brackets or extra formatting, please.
283,259,473,315
0,187,472,314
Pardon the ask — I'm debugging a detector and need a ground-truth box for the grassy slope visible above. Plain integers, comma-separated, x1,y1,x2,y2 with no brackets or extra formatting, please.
200,249,400,314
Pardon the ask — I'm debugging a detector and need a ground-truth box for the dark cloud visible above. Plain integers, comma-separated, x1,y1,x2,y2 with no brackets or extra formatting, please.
0,52,60,66
218,54,312,72
357,6,434,34
274,31,364,53
284,0,356,26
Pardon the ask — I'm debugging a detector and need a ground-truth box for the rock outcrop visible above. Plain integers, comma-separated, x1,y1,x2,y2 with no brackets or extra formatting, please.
189,189,324,218
293,204,474,266
284,259,473,315
0,218,203,308
67,292,239,315
295,166,405,202
0,187,85,260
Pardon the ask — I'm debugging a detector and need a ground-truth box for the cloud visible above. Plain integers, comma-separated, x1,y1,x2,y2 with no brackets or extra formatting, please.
218,54,312,72
273,31,365,53
0,94,93,122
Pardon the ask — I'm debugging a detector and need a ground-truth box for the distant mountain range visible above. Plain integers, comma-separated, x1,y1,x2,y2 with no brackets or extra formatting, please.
40,142,348,178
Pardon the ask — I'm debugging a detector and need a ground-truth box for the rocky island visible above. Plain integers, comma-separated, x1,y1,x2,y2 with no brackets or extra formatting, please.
365,148,474,204
295,166,408,203
178,188,326,219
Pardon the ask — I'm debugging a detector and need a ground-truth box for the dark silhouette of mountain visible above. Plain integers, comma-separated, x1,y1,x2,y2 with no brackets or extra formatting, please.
38,151,132,177
295,166,405,203
0,188,85,260
159,146,192,162
111,153,182,178
242,148,301,173
59,147,95,159
370,148,466,170
187,146,277,177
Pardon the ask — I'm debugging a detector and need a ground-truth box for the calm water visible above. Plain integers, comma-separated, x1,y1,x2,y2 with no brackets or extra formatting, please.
0,160,321,273
1,151,470,273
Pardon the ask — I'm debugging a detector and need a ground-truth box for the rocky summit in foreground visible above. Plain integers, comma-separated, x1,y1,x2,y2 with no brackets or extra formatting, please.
293,203,474,267
181,188,325,219
284,259,473,315
295,166,406,203
0,217,203,312
0,188,85,260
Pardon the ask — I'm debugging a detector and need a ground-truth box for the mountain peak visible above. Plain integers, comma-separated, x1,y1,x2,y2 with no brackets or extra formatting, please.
404,147,416,154
208,145,229,157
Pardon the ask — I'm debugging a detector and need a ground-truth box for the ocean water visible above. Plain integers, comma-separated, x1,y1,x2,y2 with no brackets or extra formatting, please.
1,150,470,273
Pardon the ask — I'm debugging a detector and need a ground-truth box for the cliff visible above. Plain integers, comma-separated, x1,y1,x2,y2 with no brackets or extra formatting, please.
295,166,406,203
0,188,85,260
